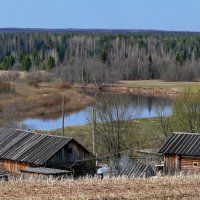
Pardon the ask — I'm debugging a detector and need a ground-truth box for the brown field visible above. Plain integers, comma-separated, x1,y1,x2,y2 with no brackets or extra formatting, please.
1,177,200,200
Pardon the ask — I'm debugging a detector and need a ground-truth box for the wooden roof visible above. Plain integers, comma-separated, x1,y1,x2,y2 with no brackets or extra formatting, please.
20,167,70,175
159,132,200,156
120,163,155,178
0,128,74,165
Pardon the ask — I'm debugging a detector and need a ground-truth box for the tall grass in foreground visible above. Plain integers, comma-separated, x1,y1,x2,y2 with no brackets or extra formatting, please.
1,176,200,200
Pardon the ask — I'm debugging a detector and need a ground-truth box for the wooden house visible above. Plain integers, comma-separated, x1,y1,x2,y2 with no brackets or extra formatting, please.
159,132,200,176
0,128,95,177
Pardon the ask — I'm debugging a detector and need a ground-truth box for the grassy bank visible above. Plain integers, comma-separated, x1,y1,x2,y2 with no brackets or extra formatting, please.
0,79,95,121
120,80,200,92
83,80,200,98
1,176,200,199
47,118,163,152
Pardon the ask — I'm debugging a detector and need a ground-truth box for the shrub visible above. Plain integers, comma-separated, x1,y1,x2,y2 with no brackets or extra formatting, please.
57,81,71,90
0,81,14,94
27,79,39,88
40,94,62,107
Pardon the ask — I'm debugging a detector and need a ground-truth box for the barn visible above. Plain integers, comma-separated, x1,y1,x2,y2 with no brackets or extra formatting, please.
0,128,95,177
159,132,200,176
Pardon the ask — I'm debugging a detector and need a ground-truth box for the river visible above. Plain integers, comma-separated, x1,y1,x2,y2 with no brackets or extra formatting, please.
21,92,173,131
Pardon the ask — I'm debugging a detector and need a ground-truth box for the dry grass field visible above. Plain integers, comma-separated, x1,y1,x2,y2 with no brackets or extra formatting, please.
1,176,200,200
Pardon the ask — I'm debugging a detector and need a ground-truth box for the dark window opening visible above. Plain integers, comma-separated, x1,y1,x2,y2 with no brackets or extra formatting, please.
67,147,72,153
193,162,198,167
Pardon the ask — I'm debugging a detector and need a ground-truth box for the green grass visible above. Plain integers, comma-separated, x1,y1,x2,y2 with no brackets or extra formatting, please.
120,80,200,92
45,117,163,152
47,125,93,151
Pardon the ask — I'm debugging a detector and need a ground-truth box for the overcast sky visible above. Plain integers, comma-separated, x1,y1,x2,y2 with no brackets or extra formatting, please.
0,0,200,31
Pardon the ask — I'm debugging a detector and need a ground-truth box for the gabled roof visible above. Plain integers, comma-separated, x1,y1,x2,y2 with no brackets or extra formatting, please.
0,128,73,165
159,132,200,156
120,164,155,178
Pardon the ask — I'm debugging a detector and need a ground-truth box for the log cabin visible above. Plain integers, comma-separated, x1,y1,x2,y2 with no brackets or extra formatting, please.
0,128,95,177
158,132,200,176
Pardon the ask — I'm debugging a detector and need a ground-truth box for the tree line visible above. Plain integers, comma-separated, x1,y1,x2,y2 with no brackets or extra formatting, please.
1,32,200,83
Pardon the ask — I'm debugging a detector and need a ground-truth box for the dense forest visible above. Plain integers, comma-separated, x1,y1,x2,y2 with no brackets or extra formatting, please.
1,31,200,83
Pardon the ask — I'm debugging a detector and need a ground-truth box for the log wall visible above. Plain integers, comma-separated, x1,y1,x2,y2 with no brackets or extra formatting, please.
164,154,200,175
0,159,35,174
180,157,200,174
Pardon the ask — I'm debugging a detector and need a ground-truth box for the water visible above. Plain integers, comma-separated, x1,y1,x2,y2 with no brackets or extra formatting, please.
22,107,92,130
22,92,173,131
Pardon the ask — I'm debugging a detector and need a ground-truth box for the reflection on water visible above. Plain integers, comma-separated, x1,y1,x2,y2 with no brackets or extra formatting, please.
22,92,173,131
22,107,92,130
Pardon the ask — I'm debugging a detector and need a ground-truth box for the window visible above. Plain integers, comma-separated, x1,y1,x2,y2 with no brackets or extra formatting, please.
193,162,198,167
67,147,72,153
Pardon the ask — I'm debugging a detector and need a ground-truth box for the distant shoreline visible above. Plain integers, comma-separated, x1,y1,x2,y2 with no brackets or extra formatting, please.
0,28,199,35
75,83,177,98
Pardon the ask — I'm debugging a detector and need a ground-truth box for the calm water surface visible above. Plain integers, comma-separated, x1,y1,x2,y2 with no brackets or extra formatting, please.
22,92,173,131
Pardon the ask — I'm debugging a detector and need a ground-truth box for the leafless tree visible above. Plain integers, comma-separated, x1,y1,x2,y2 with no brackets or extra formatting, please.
90,94,131,170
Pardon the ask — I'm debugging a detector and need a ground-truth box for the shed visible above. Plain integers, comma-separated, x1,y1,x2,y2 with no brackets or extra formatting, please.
0,128,95,177
136,149,163,165
120,163,155,178
159,132,200,175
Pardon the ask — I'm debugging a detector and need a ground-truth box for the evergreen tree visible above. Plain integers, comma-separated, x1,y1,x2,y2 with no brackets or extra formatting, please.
47,56,56,68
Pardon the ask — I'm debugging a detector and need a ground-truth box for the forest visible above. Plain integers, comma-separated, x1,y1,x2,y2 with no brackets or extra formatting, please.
1,31,200,83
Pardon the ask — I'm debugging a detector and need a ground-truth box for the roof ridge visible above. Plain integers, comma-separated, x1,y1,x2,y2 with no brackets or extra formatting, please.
174,132,200,136
0,128,73,140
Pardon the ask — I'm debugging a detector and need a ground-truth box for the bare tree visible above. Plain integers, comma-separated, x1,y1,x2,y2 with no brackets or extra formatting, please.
90,94,131,170
156,105,173,142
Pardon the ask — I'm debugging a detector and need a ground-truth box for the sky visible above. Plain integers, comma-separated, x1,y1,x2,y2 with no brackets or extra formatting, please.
0,0,200,31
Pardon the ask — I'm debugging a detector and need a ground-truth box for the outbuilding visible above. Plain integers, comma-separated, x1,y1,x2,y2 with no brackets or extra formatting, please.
159,132,200,176
0,128,95,177
120,163,155,178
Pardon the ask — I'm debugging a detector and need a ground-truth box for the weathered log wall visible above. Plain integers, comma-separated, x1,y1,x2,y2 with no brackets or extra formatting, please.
0,159,35,173
180,157,200,174
164,154,200,175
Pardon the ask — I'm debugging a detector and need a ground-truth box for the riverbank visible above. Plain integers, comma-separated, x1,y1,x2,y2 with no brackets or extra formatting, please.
1,176,200,199
76,80,200,98
0,80,95,124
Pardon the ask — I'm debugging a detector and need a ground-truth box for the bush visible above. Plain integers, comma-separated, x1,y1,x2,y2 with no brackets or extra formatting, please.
56,81,71,90
25,71,55,87
40,94,62,107
0,81,14,94
27,79,39,88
